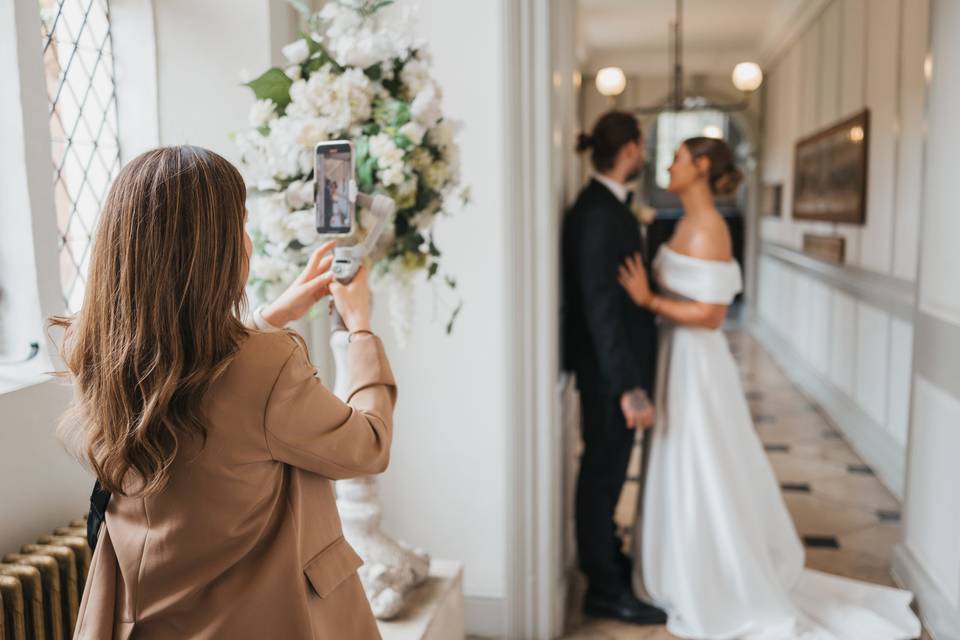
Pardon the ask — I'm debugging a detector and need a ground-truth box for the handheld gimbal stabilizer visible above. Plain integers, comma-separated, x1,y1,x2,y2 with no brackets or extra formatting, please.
327,187,395,331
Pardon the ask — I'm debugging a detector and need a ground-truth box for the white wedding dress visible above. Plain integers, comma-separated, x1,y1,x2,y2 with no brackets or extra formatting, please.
632,246,921,640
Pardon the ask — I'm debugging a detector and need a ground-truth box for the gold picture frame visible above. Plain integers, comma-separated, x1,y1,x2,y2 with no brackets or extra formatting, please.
793,109,870,225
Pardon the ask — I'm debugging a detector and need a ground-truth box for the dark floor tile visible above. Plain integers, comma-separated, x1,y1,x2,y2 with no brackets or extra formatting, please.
848,464,875,475
802,535,840,549
877,510,901,522
765,443,790,453
781,482,811,493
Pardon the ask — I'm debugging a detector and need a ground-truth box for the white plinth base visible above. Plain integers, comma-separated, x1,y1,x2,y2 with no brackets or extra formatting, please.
377,560,465,640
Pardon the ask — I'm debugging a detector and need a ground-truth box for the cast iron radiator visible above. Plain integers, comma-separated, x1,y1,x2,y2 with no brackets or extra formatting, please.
0,517,89,640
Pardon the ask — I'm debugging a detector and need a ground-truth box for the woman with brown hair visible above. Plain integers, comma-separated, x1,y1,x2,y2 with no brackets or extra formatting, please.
618,137,920,639
52,145,393,639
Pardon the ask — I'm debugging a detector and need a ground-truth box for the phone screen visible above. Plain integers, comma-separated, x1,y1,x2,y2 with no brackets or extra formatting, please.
315,141,354,236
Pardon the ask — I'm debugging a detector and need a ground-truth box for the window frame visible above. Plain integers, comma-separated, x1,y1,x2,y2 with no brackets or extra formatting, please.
0,0,159,395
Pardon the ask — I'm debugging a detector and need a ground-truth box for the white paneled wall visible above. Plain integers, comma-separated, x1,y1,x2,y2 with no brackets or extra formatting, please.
756,255,910,496
859,0,899,274
893,0,929,281
894,2,960,634
755,0,930,501
828,290,857,396
854,302,890,425
904,377,960,606
760,0,928,278
886,318,913,447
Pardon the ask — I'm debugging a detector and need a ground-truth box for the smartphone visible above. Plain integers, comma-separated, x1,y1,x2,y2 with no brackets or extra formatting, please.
315,140,355,236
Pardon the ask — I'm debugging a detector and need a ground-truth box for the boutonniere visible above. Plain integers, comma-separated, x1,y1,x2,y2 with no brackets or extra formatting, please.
632,202,657,226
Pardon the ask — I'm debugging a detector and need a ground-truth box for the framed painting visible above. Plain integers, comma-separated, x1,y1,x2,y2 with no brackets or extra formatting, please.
792,109,870,224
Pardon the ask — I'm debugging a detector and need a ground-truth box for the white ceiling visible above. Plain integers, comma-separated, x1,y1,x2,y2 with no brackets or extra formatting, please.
578,0,808,76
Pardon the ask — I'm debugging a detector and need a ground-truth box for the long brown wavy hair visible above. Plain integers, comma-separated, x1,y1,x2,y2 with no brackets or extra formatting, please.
51,146,250,497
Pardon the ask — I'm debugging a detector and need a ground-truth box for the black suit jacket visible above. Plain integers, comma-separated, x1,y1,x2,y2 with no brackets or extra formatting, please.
561,179,657,397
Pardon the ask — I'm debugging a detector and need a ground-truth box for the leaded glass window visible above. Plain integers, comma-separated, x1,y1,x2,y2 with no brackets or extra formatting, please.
39,0,121,312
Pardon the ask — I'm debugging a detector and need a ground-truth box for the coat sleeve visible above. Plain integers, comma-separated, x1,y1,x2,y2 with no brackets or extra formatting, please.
578,214,646,396
263,334,397,479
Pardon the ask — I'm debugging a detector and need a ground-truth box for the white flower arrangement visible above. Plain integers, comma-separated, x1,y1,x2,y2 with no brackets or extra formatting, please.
236,0,466,335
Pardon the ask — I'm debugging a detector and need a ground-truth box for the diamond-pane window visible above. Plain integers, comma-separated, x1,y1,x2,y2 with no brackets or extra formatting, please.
40,0,121,312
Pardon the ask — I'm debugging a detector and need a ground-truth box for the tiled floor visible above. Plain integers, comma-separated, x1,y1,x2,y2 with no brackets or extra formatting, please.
561,329,930,640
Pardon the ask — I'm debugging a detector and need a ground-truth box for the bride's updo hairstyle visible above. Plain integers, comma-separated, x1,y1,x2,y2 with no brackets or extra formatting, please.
576,111,642,172
684,136,743,196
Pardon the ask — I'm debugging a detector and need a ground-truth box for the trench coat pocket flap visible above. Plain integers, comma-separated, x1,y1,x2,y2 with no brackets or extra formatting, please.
303,536,364,598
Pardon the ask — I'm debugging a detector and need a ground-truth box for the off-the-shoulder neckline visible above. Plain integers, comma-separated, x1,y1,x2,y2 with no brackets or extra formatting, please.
659,244,738,266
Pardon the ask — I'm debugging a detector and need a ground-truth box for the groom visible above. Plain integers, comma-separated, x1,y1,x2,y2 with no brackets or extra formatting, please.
561,111,664,625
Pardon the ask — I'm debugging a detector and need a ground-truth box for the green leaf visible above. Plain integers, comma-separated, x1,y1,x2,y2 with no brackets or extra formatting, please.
427,262,439,279
356,135,370,160
357,156,376,191
445,275,457,289
395,134,413,150
365,63,383,81
251,229,267,255
244,67,293,111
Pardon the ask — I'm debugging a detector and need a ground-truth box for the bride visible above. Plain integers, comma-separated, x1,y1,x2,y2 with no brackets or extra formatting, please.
617,136,921,640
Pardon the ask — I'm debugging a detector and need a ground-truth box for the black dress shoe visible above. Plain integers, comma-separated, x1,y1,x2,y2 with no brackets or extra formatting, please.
583,588,667,625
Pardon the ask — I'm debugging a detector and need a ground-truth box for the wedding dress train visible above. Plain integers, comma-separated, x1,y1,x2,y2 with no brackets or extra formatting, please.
633,246,920,640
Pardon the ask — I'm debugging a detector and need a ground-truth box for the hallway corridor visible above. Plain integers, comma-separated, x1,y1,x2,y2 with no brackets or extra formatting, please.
563,329,930,639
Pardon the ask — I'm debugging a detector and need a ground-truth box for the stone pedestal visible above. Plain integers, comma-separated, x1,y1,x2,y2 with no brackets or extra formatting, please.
330,330,430,619
378,560,465,640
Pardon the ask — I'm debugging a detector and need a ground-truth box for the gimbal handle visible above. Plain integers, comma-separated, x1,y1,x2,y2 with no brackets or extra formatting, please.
328,188,395,332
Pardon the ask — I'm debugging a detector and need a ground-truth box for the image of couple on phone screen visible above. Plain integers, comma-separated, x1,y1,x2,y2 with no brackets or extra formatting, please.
317,148,352,234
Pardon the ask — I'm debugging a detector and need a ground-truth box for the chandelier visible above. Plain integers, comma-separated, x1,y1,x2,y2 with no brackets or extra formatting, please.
594,0,763,113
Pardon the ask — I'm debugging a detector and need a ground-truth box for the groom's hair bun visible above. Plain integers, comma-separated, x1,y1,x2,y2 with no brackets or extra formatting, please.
684,136,743,196
576,132,595,152
577,111,642,172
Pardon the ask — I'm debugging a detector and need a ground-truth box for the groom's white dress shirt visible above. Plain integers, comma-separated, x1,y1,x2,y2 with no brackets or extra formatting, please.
593,173,629,204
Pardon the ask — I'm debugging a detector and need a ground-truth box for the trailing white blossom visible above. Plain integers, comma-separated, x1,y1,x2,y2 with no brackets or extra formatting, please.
248,99,276,128
237,0,464,338
281,39,310,65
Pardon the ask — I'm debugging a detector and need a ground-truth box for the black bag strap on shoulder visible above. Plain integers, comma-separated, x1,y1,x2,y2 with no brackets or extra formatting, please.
87,480,112,551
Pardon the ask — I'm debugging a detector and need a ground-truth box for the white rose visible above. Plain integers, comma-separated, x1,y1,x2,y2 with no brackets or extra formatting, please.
250,254,285,282
260,212,295,247
410,209,435,232
380,165,405,187
296,118,331,149
285,65,302,81
369,133,405,170
286,209,317,246
400,58,430,97
297,148,314,176
399,121,426,146
248,99,275,128
410,147,433,171
256,178,279,191
412,84,442,127
285,180,315,209
369,133,399,160
281,39,310,65
427,121,455,149
424,160,449,190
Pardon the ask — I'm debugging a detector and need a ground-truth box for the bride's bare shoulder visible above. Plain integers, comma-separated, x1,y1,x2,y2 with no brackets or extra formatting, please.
671,214,732,262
